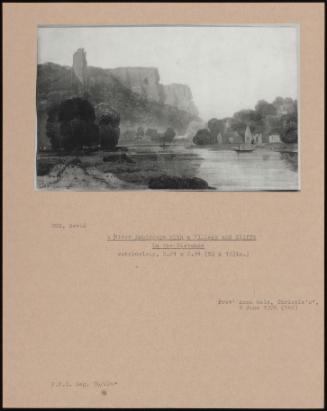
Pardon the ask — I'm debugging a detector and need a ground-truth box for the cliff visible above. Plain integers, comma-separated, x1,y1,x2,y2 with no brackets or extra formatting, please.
37,62,199,148
73,48,88,90
110,67,164,103
109,67,198,116
163,83,198,116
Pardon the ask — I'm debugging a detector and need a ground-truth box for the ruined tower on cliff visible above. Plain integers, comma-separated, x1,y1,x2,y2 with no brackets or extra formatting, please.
72,48,88,96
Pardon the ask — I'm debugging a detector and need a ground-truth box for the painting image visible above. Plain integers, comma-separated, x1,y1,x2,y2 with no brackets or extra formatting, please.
36,25,299,191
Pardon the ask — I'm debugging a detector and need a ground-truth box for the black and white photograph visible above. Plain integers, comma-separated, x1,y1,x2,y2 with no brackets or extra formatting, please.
36,25,299,191
4,3,325,409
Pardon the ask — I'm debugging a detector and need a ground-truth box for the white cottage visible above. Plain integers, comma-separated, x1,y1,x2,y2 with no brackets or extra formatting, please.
254,133,263,144
269,134,281,143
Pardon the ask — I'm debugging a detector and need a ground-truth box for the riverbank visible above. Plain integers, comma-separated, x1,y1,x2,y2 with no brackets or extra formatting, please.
36,147,205,190
36,143,299,191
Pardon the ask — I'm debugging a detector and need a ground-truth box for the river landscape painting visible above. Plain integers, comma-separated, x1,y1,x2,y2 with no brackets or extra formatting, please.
36,25,299,191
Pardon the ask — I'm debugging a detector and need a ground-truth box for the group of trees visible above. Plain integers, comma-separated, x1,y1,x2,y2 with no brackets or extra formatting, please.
37,62,197,142
146,127,176,144
46,97,177,152
280,111,298,144
96,103,121,149
192,97,298,146
132,126,176,144
46,95,297,151
193,118,225,145
193,129,213,145
46,98,121,151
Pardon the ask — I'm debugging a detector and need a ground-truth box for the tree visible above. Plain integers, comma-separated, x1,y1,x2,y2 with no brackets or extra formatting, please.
46,104,62,150
48,97,99,151
229,117,246,136
98,113,120,149
207,118,224,143
94,105,121,149
58,97,95,123
136,126,145,139
146,128,160,141
255,100,277,116
262,115,283,137
193,129,212,145
95,103,120,127
280,112,298,144
231,109,264,135
162,127,176,144
272,97,297,115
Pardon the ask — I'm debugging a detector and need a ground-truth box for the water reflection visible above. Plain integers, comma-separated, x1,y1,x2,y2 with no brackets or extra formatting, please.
280,152,298,173
194,147,298,191
127,144,299,191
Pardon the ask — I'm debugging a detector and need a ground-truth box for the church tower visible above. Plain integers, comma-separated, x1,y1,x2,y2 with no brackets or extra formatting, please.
72,48,88,96
244,125,252,144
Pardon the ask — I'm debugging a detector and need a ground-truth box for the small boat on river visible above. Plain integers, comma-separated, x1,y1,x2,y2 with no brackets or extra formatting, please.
234,143,256,153
234,125,256,152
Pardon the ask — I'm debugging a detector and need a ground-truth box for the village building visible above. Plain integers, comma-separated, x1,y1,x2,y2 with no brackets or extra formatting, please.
253,133,263,144
269,134,281,143
244,125,253,144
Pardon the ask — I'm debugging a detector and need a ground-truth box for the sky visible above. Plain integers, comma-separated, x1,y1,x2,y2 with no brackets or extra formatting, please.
38,25,298,121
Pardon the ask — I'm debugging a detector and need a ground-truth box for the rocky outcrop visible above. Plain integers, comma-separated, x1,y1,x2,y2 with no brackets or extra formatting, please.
163,84,198,116
72,48,88,93
110,68,198,116
110,67,164,103
37,63,198,135
81,49,198,117
36,49,201,150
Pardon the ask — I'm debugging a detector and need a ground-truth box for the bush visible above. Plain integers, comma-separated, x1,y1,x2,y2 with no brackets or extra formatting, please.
193,129,212,145
58,97,95,123
147,129,160,141
162,127,176,143
122,129,135,141
146,128,159,139
282,129,298,144
60,118,99,151
99,124,120,149
136,126,145,139
36,160,55,176
46,115,61,150
280,112,298,144
47,97,100,151
148,175,212,190
255,100,277,116
96,106,121,150
96,104,120,127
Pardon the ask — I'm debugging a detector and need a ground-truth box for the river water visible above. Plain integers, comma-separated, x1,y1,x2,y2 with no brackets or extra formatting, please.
192,146,298,191
127,144,299,191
